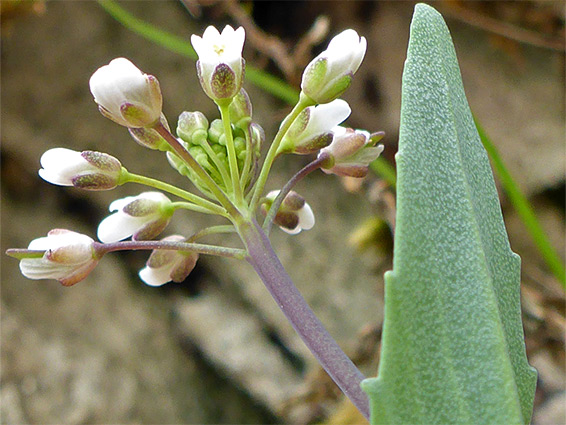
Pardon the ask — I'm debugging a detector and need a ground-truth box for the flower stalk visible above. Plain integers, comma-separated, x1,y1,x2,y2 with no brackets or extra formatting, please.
249,92,314,210
218,103,244,206
95,239,246,259
239,219,370,420
122,170,226,216
152,121,242,219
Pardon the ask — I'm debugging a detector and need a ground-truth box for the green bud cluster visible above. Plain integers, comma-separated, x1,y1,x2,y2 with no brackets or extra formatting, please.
167,109,263,196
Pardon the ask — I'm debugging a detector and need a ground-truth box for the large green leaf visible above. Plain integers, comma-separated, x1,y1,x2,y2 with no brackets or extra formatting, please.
361,4,537,424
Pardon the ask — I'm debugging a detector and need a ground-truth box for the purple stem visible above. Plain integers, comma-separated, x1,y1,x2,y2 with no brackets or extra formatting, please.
239,219,370,420
94,240,245,259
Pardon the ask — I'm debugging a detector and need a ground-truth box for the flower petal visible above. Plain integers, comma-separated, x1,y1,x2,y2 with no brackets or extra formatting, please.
97,213,149,243
297,203,315,230
139,264,174,287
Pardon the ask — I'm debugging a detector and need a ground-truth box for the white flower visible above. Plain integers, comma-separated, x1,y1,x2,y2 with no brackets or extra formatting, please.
89,58,162,128
39,148,122,190
97,192,173,243
191,25,245,101
18,229,99,286
263,190,315,235
278,99,351,154
138,235,199,286
301,29,367,103
319,127,385,177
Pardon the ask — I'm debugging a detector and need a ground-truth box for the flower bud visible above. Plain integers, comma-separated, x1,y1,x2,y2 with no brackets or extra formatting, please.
166,151,189,178
207,119,225,144
319,127,385,177
39,148,123,190
89,58,162,128
177,111,209,145
301,29,366,104
138,235,199,286
16,229,99,286
128,113,170,150
250,122,265,154
261,190,315,235
191,25,246,102
97,192,173,243
229,88,252,129
278,99,351,155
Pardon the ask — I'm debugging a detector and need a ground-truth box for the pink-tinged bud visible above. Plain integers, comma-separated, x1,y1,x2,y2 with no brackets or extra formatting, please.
177,111,209,144
301,29,367,104
128,113,170,150
319,127,384,177
261,190,315,235
89,58,162,128
17,229,99,286
191,25,245,102
250,122,265,159
97,192,173,243
278,99,351,155
39,148,123,190
138,235,199,286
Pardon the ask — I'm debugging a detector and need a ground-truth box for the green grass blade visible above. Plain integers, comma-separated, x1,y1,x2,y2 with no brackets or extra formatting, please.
362,4,537,424
476,119,566,287
98,0,196,58
370,157,397,190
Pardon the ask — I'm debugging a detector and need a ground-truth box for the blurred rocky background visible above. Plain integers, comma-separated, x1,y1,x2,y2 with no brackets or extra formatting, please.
1,1,564,424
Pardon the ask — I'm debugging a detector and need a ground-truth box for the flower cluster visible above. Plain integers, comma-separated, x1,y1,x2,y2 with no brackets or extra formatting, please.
7,24,383,287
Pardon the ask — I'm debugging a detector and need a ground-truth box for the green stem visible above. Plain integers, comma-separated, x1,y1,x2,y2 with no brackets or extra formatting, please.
250,93,314,210
475,119,566,287
187,224,237,242
169,201,225,216
153,122,242,219
122,170,226,216
218,103,244,205
197,137,232,190
239,127,254,190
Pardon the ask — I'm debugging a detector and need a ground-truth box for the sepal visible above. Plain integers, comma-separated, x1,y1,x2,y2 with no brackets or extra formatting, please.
128,113,170,150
